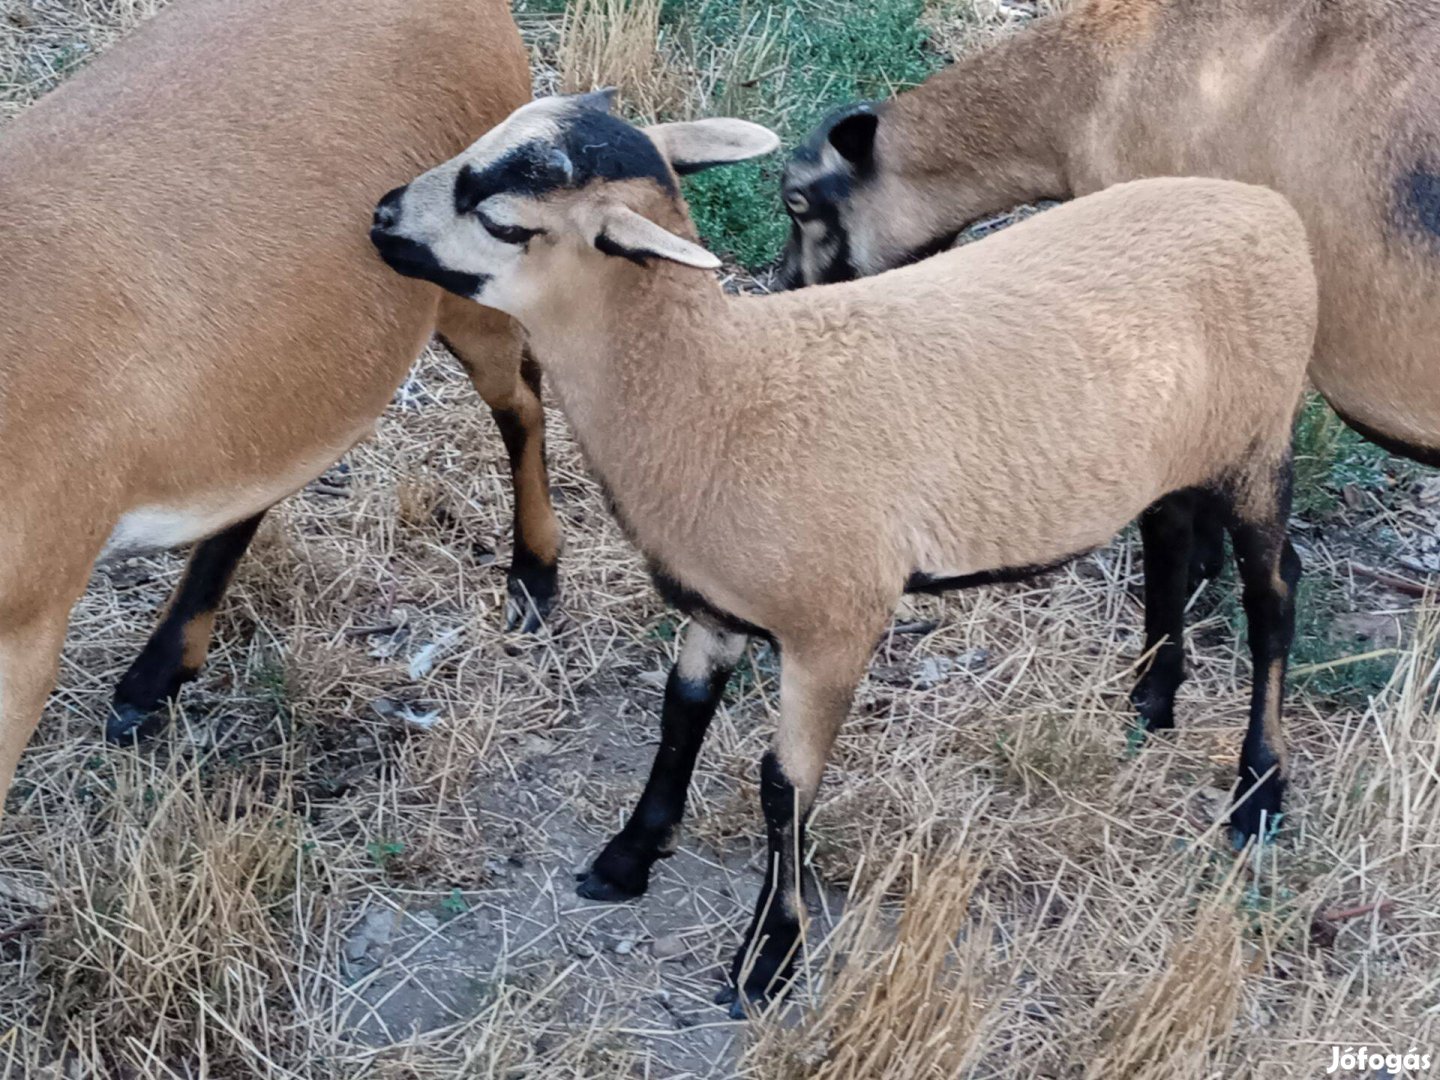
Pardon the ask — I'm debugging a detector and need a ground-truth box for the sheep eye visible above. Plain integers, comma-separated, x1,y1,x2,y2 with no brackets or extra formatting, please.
784,189,810,216
476,209,540,245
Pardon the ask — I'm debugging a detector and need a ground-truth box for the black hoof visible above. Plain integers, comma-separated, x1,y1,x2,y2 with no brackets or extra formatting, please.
105,700,173,744
1130,685,1177,733
504,569,557,633
575,867,646,904
714,981,773,1020
1229,772,1286,847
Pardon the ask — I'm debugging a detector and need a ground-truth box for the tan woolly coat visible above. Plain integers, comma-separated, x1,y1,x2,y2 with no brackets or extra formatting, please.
0,0,530,802
527,177,1314,647
867,0,1440,453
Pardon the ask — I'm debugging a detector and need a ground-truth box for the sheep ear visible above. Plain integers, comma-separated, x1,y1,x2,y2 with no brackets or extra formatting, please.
597,205,721,270
643,118,780,175
826,105,878,167
569,87,618,113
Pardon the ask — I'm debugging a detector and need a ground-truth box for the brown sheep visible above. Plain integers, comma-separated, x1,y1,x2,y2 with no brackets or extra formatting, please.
779,0,1440,601
370,95,1317,1015
0,0,552,810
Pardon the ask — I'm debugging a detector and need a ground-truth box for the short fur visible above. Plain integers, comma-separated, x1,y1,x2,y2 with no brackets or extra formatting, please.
0,0,547,803
372,99,1317,1015
780,0,1440,454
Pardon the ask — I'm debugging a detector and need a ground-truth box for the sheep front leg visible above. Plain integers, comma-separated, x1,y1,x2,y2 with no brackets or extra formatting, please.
1224,478,1300,846
108,512,265,742
577,620,747,901
717,636,872,1019
1131,491,1197,731
437,296,560,633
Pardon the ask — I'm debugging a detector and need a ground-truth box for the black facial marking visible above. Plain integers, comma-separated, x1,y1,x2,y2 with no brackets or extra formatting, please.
453,106,678,222
370,230,488,298
904,552,1087,595
475,208,542,246
774,201,857,288
562,108,678,195
595,232,652,266
454,148,572,213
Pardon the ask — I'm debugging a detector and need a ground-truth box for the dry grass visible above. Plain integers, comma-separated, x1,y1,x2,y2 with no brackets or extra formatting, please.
557,0,683,121
3,1,1439,1077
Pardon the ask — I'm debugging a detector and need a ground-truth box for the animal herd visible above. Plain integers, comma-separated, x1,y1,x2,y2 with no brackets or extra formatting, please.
2,0,1437,1020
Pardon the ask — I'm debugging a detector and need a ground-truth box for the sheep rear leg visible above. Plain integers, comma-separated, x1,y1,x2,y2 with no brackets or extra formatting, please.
1188,509,1226,591
1131,491,1198,732
717,636,872,1020
1221,468,1300,846
577,620,747,902
108,512,265,743
438,297,560,633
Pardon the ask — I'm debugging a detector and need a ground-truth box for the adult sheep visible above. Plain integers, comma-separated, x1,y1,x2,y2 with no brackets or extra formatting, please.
779,0,1440,597
0,0,554,810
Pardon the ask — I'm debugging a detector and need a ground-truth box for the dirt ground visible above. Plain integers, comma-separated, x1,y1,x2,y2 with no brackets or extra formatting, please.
2,2,1438,1078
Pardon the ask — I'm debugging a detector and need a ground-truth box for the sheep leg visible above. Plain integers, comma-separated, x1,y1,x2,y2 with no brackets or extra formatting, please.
717,638,870,1019
1188,509,1226,590
1224,485,1300,846
1131,491,1196,731
108,512,265,743
577,621,747,901
437,297,560,633
1,606,72,815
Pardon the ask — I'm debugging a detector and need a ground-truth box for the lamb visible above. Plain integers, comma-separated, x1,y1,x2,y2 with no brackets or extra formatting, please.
778,0,1440,598
370,94,1316,1015
0,0,554,811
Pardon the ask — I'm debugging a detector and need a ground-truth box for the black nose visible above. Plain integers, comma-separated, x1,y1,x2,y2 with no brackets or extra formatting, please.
373,186,406,230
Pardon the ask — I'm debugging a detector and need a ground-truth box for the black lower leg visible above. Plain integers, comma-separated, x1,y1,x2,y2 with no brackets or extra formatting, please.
577,644,738,902
717,751,807,1018
491,354,558,632
1132,492,1196,731
108,512,265,743
1229,517,1300,843
1188,508,1227,590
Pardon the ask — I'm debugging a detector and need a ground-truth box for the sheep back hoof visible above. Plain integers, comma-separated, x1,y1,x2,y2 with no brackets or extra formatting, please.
574,870,645,903
504,568,557,634
105,701,172,744
1228,773,1286,848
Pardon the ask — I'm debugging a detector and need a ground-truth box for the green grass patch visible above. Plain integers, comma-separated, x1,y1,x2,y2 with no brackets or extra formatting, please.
661,0,947,268
1292,393,1400,518
1211,563,1398,707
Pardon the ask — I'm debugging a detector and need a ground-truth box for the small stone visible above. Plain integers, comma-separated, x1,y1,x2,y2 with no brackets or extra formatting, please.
614,938,636,955
914,656,953,689
521,734,556,758
361,907,396,947
343,936,370,962
413,911,440,933
637,670,669,691
572,940,597,959
652,933,687,960
957,647,991,671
